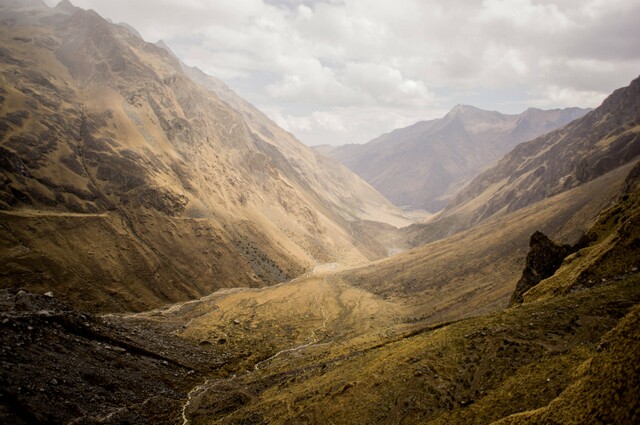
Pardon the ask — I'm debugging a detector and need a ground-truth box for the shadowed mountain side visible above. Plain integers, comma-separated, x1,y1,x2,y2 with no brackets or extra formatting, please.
0,287,234,425
0,2,408,312
338,162,635,322
318,105,588,211
406,75,640,246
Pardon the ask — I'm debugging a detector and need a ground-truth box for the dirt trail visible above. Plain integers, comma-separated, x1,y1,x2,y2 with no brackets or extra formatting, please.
172,262,402,424
0,209,110,218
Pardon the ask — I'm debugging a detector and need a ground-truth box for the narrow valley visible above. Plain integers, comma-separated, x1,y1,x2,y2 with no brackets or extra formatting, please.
1,1,639,424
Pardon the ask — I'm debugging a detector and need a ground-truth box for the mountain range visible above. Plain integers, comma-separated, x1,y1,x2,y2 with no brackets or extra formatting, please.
1,1,639,424
405,73,640,246
317,105,589,211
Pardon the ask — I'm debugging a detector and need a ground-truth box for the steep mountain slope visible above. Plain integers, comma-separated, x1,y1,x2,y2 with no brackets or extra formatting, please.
0,0,406,312
407,75,640,245
318,105,588,211
181,63,410,229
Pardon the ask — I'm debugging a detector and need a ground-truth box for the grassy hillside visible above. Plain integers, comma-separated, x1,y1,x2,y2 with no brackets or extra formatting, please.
175,160,640,424
338,163,633,322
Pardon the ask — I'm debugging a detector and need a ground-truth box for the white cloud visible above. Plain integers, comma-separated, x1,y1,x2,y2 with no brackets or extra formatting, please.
43,0,640,145
342,62,434,106
477,0,572,32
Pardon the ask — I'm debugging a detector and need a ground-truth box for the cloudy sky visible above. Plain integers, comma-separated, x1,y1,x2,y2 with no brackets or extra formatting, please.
44,0,640,146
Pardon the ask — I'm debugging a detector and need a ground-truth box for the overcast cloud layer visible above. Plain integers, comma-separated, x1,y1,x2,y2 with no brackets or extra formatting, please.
44,0,640,146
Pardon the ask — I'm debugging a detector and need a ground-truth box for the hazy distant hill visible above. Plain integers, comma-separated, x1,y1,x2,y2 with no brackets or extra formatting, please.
405,75,640,246
0,0,406,312
318,106,589,211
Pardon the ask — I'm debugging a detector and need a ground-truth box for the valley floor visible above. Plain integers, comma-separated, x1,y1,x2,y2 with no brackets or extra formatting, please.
3,162,640,424
2,242,640,424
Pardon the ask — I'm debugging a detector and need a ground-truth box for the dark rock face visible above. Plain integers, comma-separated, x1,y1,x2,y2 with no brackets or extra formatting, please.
510,231,573,305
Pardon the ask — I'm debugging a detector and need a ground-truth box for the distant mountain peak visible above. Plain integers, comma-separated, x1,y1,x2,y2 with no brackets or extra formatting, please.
323,105,591,211
448,104,481,114
55,0,76,11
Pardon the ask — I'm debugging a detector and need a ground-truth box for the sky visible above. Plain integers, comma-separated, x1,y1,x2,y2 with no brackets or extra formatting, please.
43,0,640,146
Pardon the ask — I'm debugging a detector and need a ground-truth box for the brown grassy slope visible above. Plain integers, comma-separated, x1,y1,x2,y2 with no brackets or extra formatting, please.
338,162,634,322
405,75,640,246
0,2,405,312
184,275,640,425
495,303,640,425
0,210,305,312
181,162,640,424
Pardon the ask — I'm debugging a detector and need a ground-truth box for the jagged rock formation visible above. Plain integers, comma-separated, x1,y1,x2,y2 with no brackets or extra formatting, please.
510,231,573,305
0,1,407,312
519,159,640,303
318,105,588,211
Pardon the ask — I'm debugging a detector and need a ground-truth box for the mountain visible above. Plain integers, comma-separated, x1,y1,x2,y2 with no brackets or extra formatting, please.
0,0,407,312
3,160,638,424
406,75,640,246
318,105,589,211
1,1,639,423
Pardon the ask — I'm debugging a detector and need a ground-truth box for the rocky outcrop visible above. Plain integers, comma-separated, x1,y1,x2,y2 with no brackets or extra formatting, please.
510,231,573,305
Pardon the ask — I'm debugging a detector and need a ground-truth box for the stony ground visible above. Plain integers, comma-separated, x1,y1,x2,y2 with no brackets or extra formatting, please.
0,289,232,424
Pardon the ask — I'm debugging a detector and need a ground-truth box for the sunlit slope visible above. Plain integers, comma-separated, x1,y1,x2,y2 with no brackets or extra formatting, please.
339,162,634,322
0,1,406,312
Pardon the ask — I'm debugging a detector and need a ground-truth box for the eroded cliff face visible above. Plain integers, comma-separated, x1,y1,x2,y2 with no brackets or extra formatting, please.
0,1,406,312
